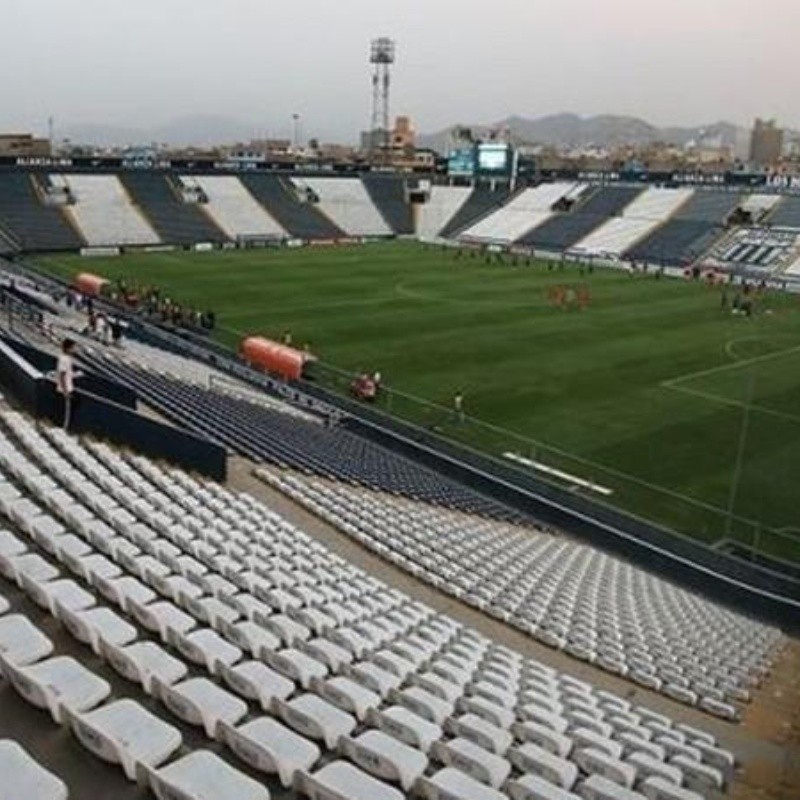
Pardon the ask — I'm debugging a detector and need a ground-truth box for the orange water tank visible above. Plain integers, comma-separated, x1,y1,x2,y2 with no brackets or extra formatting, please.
240,336,312,381
74,272,109,297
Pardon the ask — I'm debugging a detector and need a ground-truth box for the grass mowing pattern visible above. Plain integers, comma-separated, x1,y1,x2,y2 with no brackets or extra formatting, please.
37,242,800,561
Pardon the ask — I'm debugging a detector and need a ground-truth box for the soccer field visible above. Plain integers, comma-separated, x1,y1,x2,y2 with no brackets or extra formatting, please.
37,242,800,560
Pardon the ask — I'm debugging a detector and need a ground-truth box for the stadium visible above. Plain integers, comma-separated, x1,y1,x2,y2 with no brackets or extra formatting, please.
0,13,799,800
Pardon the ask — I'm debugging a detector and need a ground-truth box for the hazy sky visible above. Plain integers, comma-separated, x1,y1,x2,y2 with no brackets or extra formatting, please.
4,0,798,142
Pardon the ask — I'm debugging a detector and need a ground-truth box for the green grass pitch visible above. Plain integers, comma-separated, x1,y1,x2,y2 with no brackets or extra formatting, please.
37,242,800,561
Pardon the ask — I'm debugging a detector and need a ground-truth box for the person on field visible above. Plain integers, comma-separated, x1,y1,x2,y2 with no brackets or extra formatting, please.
453,391,465,424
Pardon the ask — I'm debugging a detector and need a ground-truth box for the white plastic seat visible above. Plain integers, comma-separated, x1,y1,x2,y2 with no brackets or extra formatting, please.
65,698,182,780
626,752,682,786
640,776,705,800
448,713,513,755
508,773,581,799
0,614,54,666
22,578,95,617
59,606,137,654
392,686,454,726
302,637,354,672
221,620,281,656
99,639,188,695
130,599,195,639
457,695,515,729
416,766,507,800
144,749,270,800
3,655,111,723
94,575,156,612
574,748,636,789
669,755,724,793
0,594,7,616
514,720,573,758
314,676,381,721
264,647,328,688
571,728,624,759
220,660,294,709
368,705,443,753
433,737,511,789
156,676,248,738
349,661,403,698
578,774,647,800
169,627,242,675
339,729,428,791
509,742,578,789
218,716,321,787
0,530,27,578
0,740,68,800
275,693,357,749
11,553,59,587
294,760,404,800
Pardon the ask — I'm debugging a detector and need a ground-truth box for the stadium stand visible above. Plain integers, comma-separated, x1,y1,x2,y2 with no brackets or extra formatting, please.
118,173,228,246
0,408,745,798
363,175,415,235
709,227,799,270
439,186,512,240
293,177,394,237
416,186,473,240
179,175,286,240
738,194,782,221
55,174,161,247
459,183,585,244
238,174,344,240
0,172,84,252
573,188,694,258
268,471,781,718
517,186,644,252
77,352,518,520
767,195,800,229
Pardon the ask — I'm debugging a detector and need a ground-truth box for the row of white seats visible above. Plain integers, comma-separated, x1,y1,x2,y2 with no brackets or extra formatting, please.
265,471,779,718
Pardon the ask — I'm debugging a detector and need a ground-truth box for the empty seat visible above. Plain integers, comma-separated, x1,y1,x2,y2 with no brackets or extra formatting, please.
578,774,647,799
65,698,182,780
416,766,507,800
156,676,247,738
640,776,705,800
448,713,513,755
508,773,581,799
0,614,54,666
433,737,511,789
339,729,428,791
3,655,110,723
99,639,188,695
0,740,68,800
219,660,294,709
574,748,636,789
368,705,443,753
294,759,404,800
144,748,270,800
59,606,137,654
275,693,356,749
509,742,578,789
218,716,320,787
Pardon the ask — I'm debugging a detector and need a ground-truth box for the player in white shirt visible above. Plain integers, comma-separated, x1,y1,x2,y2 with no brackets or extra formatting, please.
56,338,81,429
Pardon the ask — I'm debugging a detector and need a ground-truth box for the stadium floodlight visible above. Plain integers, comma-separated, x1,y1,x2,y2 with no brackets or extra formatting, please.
370,37,395,65
368,38,396,156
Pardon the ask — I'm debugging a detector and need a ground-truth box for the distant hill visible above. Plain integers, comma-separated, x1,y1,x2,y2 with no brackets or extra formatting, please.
418,113,747,153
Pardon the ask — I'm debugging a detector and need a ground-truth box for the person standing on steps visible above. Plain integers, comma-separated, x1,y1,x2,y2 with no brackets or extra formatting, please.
56,338,81,430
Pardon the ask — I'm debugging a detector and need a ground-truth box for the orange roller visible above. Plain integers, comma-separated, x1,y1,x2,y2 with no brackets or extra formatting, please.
74,272,110,297
240,336,313,381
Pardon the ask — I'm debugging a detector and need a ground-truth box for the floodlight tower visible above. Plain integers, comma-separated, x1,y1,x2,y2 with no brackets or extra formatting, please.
369,37,395,153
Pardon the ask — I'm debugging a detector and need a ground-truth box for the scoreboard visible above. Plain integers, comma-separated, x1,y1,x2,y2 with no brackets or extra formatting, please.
447,143,515,178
